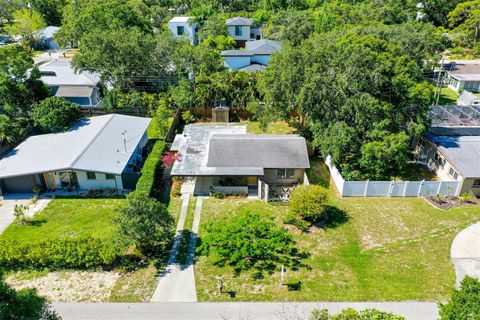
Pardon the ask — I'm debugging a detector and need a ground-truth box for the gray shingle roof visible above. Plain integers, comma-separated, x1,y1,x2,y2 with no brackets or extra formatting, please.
447,63,480,81
207,134,310,169
239,64,267,72
0,114,151,178
39,60,100,87
221,39,281,57
426,132,480,178
226,17,253,26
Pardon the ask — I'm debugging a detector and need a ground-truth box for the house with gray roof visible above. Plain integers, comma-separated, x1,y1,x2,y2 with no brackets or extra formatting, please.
445,61,480,93
221,39,281,72
39,60,102,107
416,129,480,196
0,114,150,195
225,17,262,47
170,125,309,200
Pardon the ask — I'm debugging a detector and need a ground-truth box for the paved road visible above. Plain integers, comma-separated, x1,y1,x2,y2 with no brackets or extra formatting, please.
451,221,480,286
53,302,439,320
0,193,51,234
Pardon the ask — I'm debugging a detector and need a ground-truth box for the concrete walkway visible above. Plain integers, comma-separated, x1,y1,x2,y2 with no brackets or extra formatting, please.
151,195,205,302
451,221,480,286
53,302,439,320
0,193,51,234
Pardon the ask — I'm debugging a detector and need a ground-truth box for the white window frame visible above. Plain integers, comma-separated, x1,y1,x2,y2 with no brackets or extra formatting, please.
276,169,295,179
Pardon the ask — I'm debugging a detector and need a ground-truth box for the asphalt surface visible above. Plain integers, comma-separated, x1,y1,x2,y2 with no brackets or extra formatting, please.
53,302,439,320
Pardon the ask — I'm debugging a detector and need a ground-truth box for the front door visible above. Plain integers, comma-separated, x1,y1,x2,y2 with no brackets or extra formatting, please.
43,172,57,189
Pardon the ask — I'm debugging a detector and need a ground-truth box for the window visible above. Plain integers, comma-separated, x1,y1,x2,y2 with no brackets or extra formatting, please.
177,26,185,36
235,26,242,36
433,152,444,167
105,174,115,180
473,179,480,187
276,169,295,179
86,172,96,180
449,167,459,180
449,76,458,88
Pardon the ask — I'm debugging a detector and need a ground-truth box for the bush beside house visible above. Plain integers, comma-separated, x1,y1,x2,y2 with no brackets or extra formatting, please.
135,140,167,196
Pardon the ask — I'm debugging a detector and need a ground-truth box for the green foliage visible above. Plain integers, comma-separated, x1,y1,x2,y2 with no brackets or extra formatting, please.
459,193,473,204
0,272,60,320
289,185,329,222
181,110,195,123
449,0,480,47
56,0,151,47
135,140,166,196
203,35,236,51
0,45,49,144
32,185,42,196
0,237,124,269
29,0,67,25
13,204,28,225
309,308,405,320
4,8,46,49
197,210,296,273
283,212,309,232
114,191,174,253
266,9,316,45
439,276,480,320
259,31,434,179
31,96,81,133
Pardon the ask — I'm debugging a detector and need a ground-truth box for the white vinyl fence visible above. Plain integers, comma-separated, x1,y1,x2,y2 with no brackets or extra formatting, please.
325,156,461,197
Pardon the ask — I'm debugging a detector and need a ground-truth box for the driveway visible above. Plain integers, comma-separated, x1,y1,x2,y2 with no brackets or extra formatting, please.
451,221,480,286
0,193,51,234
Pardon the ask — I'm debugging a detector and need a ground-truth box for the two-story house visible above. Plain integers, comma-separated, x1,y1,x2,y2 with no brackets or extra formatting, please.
225,17,262,47
168,16,198,45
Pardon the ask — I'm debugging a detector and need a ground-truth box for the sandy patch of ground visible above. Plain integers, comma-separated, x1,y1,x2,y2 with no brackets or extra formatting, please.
6,270,120,302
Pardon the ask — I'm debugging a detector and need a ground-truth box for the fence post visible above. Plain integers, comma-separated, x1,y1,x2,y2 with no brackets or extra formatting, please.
364,180,369,197
388,181,394,197
418,179,425,196
265,183,269,202
456,180,463,196
437,181,443,196
403,181,409,197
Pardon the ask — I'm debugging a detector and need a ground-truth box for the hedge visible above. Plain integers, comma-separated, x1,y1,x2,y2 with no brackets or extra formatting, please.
136,140,166,196
0,237,125,269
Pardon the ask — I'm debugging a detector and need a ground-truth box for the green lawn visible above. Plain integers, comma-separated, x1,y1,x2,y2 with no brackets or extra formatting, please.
194,160,480,301
438,87,459,106
1,198,121,241
242,121,296,134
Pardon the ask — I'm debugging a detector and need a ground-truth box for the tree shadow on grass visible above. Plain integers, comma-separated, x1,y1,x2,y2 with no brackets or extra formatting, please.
316,205,349,229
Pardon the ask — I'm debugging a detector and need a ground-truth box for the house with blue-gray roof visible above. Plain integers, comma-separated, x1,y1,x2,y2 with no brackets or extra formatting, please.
220,39,281,72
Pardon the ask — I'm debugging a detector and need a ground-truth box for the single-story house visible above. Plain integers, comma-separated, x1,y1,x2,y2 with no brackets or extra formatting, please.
170,125,310,201
0,114,151,195
221,39,281,72
39,60,102,107
445,61,480,93
416,127,480,196
225,17,262,48
38,26,60,50
457,91,480,106
168,16,198,45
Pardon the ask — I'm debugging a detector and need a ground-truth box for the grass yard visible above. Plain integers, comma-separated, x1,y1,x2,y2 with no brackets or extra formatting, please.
243,121,296,134
194,159,480,301
438,87,459,106
1,198,121,241
3,196,184,302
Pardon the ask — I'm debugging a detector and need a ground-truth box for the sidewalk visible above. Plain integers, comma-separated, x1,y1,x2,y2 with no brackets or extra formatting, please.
150,195,205,302
451,221,480,286
53,302,439,320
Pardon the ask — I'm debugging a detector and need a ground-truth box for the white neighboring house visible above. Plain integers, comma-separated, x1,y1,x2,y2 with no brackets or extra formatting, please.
221,39,281,72
39,60,102,107
0,114,151,195
38,26,60,50
168,16,198,44
225,17,262,47
445,61,480,93
457,91,480,106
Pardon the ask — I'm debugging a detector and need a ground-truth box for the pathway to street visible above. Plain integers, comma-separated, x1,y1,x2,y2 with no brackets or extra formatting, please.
53,302,439,320
451,221,480,286
150,183,205,302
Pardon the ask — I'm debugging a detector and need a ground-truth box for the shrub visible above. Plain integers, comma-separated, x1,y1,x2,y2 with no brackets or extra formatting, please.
439,276,480,320
283,212,309,232
197,210,296,273
458,193,472,204
0,237,124,269
13,204,29,225
114,191,175,254
32,185,42,196
289,185,329,222
309,308,405,320
181,110,195,124
136,140,166,196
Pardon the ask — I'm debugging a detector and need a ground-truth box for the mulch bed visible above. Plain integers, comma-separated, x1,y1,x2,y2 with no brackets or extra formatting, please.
425,195,480,210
